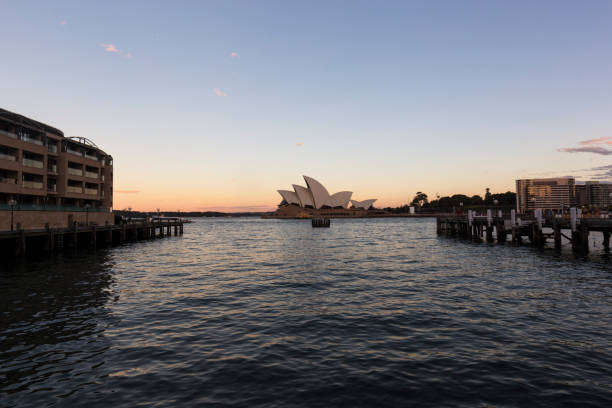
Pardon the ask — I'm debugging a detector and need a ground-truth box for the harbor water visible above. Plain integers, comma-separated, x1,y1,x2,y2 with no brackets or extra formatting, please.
1,218,611,407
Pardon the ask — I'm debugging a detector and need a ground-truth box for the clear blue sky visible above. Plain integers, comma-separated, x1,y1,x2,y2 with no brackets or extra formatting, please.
1,0,611,211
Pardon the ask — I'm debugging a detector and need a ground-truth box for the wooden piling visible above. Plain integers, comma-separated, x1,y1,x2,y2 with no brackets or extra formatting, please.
553,218,562,249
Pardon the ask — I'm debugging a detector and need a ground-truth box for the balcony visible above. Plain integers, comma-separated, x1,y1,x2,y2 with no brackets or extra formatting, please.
85,171,98,179
48,185,57,193
0,152,17,161
0,177,17,184
23,158,44,169
68,168,83,176
23,180,43,189
67,186,83,194
48,164,58,173
48,144,58,153
85,188,98,195
84,153,98,161
0,129,17,139
22,135,44,146
101,174,105,181
66,148,82,156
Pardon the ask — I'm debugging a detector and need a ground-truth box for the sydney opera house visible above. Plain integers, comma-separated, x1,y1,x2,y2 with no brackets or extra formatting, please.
270,175,378,218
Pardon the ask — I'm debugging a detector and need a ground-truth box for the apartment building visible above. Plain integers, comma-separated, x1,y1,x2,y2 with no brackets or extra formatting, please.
515,177,576,213
585,181,612,207
0,108,113,210
516,177,612,212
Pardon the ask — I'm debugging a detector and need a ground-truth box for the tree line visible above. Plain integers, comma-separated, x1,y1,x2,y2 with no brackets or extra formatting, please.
384,189,516,213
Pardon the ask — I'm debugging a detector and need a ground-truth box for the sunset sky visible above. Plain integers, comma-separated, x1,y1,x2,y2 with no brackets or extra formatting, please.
1,0,611,211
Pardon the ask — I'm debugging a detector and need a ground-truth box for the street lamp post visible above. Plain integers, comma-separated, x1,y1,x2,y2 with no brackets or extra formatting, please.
8,199,17,231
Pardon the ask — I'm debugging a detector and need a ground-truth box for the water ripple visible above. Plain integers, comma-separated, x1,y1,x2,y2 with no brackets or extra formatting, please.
1,218,611,407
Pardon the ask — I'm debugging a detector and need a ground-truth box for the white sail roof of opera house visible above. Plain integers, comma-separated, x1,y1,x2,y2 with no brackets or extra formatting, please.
277,176,377,210
350,199,377,209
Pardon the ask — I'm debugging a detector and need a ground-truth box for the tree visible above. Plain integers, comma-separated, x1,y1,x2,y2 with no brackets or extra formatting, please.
411,192,428,207
485,187,492,203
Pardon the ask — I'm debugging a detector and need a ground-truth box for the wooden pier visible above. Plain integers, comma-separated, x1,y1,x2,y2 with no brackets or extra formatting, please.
312,218,331,228
0,217,184,257
437,209,611,253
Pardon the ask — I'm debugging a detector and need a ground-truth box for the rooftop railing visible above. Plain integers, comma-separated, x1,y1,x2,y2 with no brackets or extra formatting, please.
23,158,44,169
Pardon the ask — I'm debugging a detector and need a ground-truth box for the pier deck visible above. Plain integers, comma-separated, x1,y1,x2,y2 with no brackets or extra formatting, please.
0,218,184,257
437,210,611,253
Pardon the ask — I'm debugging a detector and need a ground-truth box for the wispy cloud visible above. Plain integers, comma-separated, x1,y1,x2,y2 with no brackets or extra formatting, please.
296,142,303,146
587,164,612,180
60,20,67,26
214,88,227,97
558,137,612,155
115,190,140,194
579,137,612,146
557,146,612,155
99,43,133,58
230,52,240,58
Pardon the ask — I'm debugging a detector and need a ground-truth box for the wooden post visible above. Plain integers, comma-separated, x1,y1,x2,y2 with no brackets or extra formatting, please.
43,224,51,252
167,224,171,237
553,218,562,249
179,223,183,235
15,227,26,256
496,220,506,243
535,209,544,247
486,225,494,242
603,231,610,251
106,226,112,245
67,225,77,249
49,228,55,251
174,224,178,236
570,208,577,233
90,226,97,248
56,233,64,249
578,224,589,253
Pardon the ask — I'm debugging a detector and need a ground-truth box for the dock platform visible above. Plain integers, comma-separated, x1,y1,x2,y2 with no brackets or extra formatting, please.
437,209,611,253
0,217,184,257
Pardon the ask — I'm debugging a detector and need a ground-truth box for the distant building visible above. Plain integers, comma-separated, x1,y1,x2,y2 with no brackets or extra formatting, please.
515,177,576,213
516,177,612,212
586,181,612,207
1,108,113,229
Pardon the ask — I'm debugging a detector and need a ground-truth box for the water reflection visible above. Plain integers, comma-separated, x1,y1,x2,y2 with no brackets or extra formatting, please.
0,218,610,408
0,252,116,405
